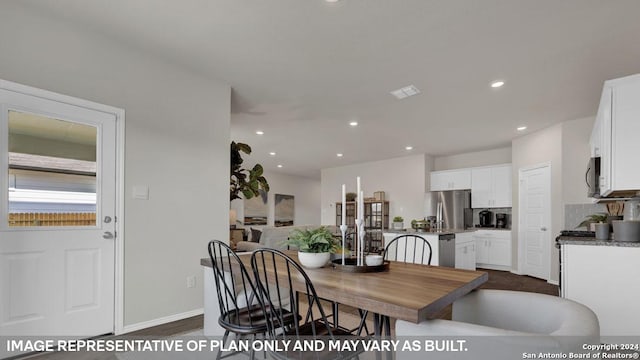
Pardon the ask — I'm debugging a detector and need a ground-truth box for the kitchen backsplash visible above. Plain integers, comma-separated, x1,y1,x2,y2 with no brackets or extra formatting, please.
473,208,511,228
564,203,607,230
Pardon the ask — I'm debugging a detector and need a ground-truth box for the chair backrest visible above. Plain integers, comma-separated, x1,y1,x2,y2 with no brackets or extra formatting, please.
207,240,260,326
383,234,433,265
250,249,335,340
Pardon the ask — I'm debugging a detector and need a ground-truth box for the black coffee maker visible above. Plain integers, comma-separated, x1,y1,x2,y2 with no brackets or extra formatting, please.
479,209,493,227
496,213,508,229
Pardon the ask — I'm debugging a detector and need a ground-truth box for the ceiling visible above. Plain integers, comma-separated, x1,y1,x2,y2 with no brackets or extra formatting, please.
15,0,640,178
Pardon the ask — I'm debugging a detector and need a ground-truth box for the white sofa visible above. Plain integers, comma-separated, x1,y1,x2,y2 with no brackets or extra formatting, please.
396,289,600,355
236,225,336,252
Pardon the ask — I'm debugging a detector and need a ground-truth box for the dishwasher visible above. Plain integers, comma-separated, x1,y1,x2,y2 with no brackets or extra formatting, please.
438,233,456,267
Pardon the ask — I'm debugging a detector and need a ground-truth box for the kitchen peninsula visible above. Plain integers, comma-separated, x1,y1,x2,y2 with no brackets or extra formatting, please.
383,229,478,270
557,236,640,336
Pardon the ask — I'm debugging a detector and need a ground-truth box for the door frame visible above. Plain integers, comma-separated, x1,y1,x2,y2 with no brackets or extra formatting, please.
517,162,551,281
0,79,126,335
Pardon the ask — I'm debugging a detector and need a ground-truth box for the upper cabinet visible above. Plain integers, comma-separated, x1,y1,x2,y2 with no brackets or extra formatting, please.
595,74,640,197
471,164,512,208
430,169,471,191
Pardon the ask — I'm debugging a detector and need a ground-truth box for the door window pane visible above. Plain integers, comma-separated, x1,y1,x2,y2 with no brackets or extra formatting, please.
7,111,97,227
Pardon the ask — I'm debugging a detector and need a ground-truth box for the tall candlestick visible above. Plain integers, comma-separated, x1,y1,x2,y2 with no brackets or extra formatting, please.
360,190,364,263
341,184,346,226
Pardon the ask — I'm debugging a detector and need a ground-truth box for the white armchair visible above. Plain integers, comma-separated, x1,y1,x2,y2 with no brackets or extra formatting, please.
396,289,599,355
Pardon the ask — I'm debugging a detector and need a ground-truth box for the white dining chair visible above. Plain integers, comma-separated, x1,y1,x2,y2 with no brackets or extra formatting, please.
396,289,599,354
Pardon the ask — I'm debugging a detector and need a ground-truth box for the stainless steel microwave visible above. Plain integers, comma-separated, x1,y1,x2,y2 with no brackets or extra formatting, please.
586,157,601,198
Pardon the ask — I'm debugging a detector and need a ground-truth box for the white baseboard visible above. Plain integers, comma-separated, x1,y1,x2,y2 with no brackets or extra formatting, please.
477,264,512,272
120,308,204,334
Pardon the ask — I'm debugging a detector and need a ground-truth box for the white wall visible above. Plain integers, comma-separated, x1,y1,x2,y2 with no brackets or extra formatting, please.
512,124,563,282
562,117,595,205
321,154,426,226
230,171,321,227
0,3,230,328
434,146,512,171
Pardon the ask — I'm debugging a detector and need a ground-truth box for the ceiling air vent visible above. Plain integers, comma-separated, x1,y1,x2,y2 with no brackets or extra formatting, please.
390,85,421,99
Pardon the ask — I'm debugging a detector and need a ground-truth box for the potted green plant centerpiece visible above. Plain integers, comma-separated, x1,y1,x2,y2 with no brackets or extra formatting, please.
285,226,338,269
392,216,404,230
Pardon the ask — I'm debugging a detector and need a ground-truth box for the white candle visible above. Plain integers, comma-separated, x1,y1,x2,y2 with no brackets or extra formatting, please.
356,176,361,219
341,184,346,226
359,190,364,264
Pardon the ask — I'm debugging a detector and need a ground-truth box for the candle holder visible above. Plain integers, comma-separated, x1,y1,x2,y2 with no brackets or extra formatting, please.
339,224,348,265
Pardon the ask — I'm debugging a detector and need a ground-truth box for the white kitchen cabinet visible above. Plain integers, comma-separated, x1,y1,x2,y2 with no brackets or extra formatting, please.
561,244,640,336
595,74,640,197
430,169,471,191
471,164,512,208
474,230,511,270
455,232,476,270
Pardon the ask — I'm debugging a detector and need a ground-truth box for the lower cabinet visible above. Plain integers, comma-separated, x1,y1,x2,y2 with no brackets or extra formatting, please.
455,232,476,270
474,230,511,270
562,244,640,336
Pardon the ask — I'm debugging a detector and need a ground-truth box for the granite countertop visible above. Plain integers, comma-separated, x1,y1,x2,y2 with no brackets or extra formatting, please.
384,228,478,235
385,228,512,235
556,236,640,247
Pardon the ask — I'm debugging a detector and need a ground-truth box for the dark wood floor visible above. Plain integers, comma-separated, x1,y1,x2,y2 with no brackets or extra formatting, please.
428,268,559,320
16,269,556,360
16,316,204,360
480,268,558,296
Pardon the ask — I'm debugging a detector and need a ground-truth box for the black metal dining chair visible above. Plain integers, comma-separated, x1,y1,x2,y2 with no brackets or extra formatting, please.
383,234,433,265
361,234,434,336
208,240,294,360
250,248,364,360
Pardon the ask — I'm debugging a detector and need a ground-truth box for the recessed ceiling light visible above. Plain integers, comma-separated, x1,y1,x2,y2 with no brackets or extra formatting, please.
337,153,343,157
277,164,283,168
490,80,505,88
517,126,527,131
349,121,358,127
391,85,421,99
325,0,340,2
405,146,413,151
256,130,264,135
269,152,276,156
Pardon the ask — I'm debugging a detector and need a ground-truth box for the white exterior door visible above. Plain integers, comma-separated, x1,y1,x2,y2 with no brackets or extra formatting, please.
0,83,118,338
518,164,551,280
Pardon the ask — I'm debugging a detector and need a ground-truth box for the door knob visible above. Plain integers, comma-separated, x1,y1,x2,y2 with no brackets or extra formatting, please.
540,227,547,231
103,231,115,239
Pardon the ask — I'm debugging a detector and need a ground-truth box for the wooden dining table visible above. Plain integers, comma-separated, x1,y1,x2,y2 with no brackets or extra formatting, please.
201,250,488,335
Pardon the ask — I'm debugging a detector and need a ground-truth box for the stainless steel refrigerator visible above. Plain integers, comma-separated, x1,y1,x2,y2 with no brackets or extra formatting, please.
430,190,473,230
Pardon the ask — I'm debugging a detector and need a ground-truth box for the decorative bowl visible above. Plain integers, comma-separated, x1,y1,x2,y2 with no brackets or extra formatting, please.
366,254,384,266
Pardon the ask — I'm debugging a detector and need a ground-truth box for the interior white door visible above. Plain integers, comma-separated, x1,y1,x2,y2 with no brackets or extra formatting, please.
518,165,551,280
0,86,116,337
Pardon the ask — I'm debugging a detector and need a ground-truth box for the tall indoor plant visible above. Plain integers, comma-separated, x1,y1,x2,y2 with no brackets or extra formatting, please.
230,141,269,201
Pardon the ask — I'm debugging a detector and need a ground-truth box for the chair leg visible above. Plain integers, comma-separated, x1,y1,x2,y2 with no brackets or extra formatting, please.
332,301,339,329
217,330,229,360
356,309,370,336
383,315,391,337
249,333,256,360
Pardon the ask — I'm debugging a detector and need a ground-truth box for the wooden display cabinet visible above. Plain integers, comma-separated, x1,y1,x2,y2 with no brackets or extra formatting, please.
336,200,389,252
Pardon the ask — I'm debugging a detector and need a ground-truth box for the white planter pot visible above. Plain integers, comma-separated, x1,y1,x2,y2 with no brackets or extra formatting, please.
393,222,404,230
298,252,330,269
